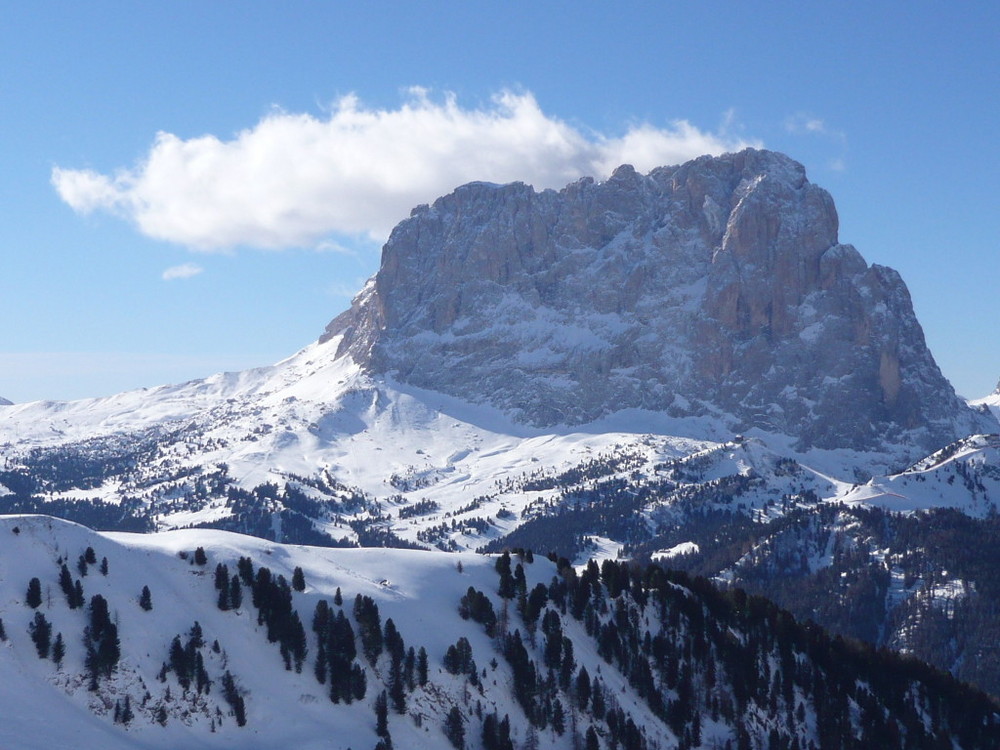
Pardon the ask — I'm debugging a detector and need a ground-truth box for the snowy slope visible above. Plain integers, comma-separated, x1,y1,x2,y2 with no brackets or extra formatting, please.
969,388,1000,426
0,515,578,750
839,433,1000,516
2,514,997,750
0,326,929,558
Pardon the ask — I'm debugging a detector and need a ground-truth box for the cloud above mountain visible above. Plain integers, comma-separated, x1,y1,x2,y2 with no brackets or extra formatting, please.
161,263,203,281
52,89,757,251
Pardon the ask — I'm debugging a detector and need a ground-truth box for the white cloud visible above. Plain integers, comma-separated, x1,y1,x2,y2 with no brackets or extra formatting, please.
52,89,758,251
161,262,203,281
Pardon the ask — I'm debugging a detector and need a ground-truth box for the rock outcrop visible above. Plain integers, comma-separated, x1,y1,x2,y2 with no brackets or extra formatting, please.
325,149,988,453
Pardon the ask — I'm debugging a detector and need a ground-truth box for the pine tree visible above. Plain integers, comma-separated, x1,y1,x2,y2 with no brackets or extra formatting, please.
351,663,367,701
25,577,42,608
194,547,207,565
552,698,565,736
417,646,429,686
214,563,229,590
120,695,133,725
52,632,65,668
354,594,383,665
84,546,97,565
404,646,416,690
29,611,51,658
497,552,516,599
221,671,246,726
444,705,465,749
85,594,120,684
99,557,108,575
576,666,591,710
73,579,85,608
139,585,153,611
229,575,242,609
237,556,254,586
375,690,389,738
292,566,306,592
59,564,75,606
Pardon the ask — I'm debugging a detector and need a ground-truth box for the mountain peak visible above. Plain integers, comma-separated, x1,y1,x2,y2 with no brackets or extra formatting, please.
325,149,985,454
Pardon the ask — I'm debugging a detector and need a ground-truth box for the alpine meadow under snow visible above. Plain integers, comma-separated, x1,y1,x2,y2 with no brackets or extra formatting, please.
2,150,1000,747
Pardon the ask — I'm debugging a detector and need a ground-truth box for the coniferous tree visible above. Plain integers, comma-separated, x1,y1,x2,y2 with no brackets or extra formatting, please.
354,594,383,665
237,556,254,586
229,575,242,609
25,577,42,609
444,705,465,749
59,564,75,607
404,646,416,691
29,611,51,658
221,671,246,726
417,646,429,687
576,666,591,710
0,618,6,641
52,632,65,668
99,557,108,576
84,546,97,565
193,546,207,565
139,585,153,611
351,662,367,701
73,579,84,608
552,698,565,736
292,566,306,592
375,689,389,738
385,619,406,713
120,695,133,725
496,552,516,599
214,563,229,590
84,594,120,684
591,677,605,717
482,712,515,750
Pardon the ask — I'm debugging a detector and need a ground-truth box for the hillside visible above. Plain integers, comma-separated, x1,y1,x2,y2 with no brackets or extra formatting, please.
1,514,998,750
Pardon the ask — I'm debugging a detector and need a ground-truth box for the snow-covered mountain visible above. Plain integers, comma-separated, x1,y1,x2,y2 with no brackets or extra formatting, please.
2,514,997,750
0,148,993,555
970,384,1000,424
329,149,989,453
3,149,1000,711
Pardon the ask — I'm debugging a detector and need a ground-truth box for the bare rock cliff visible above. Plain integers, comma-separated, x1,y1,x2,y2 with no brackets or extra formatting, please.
325,149,988,453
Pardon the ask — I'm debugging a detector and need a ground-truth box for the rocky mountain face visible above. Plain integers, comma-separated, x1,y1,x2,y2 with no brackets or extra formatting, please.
327,149,988,453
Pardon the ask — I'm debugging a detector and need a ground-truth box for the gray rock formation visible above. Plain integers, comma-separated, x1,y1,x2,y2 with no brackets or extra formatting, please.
325,148,988,453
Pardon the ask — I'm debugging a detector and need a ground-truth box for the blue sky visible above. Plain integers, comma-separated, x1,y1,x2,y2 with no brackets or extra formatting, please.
2,3,997,402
